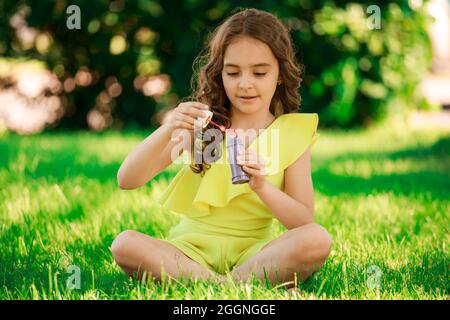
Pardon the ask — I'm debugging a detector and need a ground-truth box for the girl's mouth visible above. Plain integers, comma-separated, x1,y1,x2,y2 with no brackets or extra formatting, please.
239,96,258,103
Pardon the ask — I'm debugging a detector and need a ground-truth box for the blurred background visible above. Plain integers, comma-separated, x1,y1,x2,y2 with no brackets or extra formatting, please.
0,0,449,135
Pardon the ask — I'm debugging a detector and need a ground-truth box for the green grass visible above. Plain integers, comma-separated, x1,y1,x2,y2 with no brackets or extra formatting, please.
0,118,449,300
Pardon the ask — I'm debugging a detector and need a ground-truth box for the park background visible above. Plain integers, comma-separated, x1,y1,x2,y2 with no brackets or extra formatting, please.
0,0,448,299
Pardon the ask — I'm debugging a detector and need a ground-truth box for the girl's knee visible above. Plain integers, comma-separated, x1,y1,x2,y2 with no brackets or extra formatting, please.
313,224,333,260
110,230,140,262
312,224,332,250
291,223,333,263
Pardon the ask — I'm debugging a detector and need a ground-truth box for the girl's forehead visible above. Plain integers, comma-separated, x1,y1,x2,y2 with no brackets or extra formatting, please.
223,40,276,66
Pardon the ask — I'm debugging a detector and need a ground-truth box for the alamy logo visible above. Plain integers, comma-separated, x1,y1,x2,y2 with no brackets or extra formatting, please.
366,265,382,290
66,5,81,30
366,5,381,30
66,265,81,290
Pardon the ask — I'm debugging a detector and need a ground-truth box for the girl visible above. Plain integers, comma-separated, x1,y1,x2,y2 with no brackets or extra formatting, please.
112,8,332,288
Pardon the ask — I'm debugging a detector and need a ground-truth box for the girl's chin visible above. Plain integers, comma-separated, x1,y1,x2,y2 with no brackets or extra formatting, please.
232,108,264,117
231,101,267,113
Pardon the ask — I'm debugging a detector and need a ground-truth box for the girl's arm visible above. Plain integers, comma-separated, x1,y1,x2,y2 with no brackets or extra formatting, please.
253,147,315,230
117,123,184,189
117,102,209,190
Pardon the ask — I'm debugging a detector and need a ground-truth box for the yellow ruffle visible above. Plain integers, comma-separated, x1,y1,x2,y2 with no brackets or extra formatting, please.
157,113,319,217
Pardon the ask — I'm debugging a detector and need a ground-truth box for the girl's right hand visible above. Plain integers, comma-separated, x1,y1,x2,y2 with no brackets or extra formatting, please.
164,101,210,134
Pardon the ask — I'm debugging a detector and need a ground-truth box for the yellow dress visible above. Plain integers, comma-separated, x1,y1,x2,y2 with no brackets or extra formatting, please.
156,113,320,275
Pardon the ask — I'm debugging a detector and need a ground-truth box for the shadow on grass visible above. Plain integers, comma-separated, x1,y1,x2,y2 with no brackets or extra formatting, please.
314,170,449,200
312,135,450,200
0,131,175,186
2,132,449,196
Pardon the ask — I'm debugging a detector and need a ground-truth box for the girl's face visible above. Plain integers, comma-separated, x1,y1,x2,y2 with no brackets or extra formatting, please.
221,35,280,116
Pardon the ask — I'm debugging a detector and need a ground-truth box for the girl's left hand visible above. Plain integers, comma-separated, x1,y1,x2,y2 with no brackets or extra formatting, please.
236,148,267,192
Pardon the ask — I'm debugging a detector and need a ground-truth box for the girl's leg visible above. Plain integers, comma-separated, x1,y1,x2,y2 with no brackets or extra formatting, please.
230,223,332,287
111,230,222,282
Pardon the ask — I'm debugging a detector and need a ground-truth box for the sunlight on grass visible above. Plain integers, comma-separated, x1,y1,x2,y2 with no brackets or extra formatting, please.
0,122,448,299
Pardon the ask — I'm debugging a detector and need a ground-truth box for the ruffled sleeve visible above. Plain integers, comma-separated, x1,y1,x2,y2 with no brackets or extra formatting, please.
157,160,253,218
254,112,320,175
156,112,320,217
156,164,208,217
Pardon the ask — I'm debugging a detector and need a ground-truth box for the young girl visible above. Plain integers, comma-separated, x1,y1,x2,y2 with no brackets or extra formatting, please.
112,8,332,288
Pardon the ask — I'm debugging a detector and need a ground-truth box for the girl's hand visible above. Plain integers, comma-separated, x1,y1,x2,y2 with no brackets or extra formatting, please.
164,101,210,135
236,148,267,192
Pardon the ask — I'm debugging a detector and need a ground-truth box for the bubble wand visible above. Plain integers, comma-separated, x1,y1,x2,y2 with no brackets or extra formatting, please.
197,111,250,184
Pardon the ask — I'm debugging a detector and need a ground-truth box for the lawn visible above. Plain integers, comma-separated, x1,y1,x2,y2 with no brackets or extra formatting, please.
0,118,448,299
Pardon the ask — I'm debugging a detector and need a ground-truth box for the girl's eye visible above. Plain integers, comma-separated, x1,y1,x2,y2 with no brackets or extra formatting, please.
226,73,267,77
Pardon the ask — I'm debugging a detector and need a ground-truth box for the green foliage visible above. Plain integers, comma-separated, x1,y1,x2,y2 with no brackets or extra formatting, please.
296,1,433,127
0,1,433,129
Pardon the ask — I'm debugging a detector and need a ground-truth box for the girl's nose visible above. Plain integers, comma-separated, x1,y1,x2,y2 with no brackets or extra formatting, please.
239,75,253,89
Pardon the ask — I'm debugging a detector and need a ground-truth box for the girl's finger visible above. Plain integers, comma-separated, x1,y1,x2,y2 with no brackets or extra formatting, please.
242,162,264,173
175,113,196,126
242,165,263,176
179,101,210,111
182,106,211,120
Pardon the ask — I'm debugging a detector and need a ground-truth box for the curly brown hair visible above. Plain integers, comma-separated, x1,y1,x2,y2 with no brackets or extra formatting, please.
188,8,304,176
